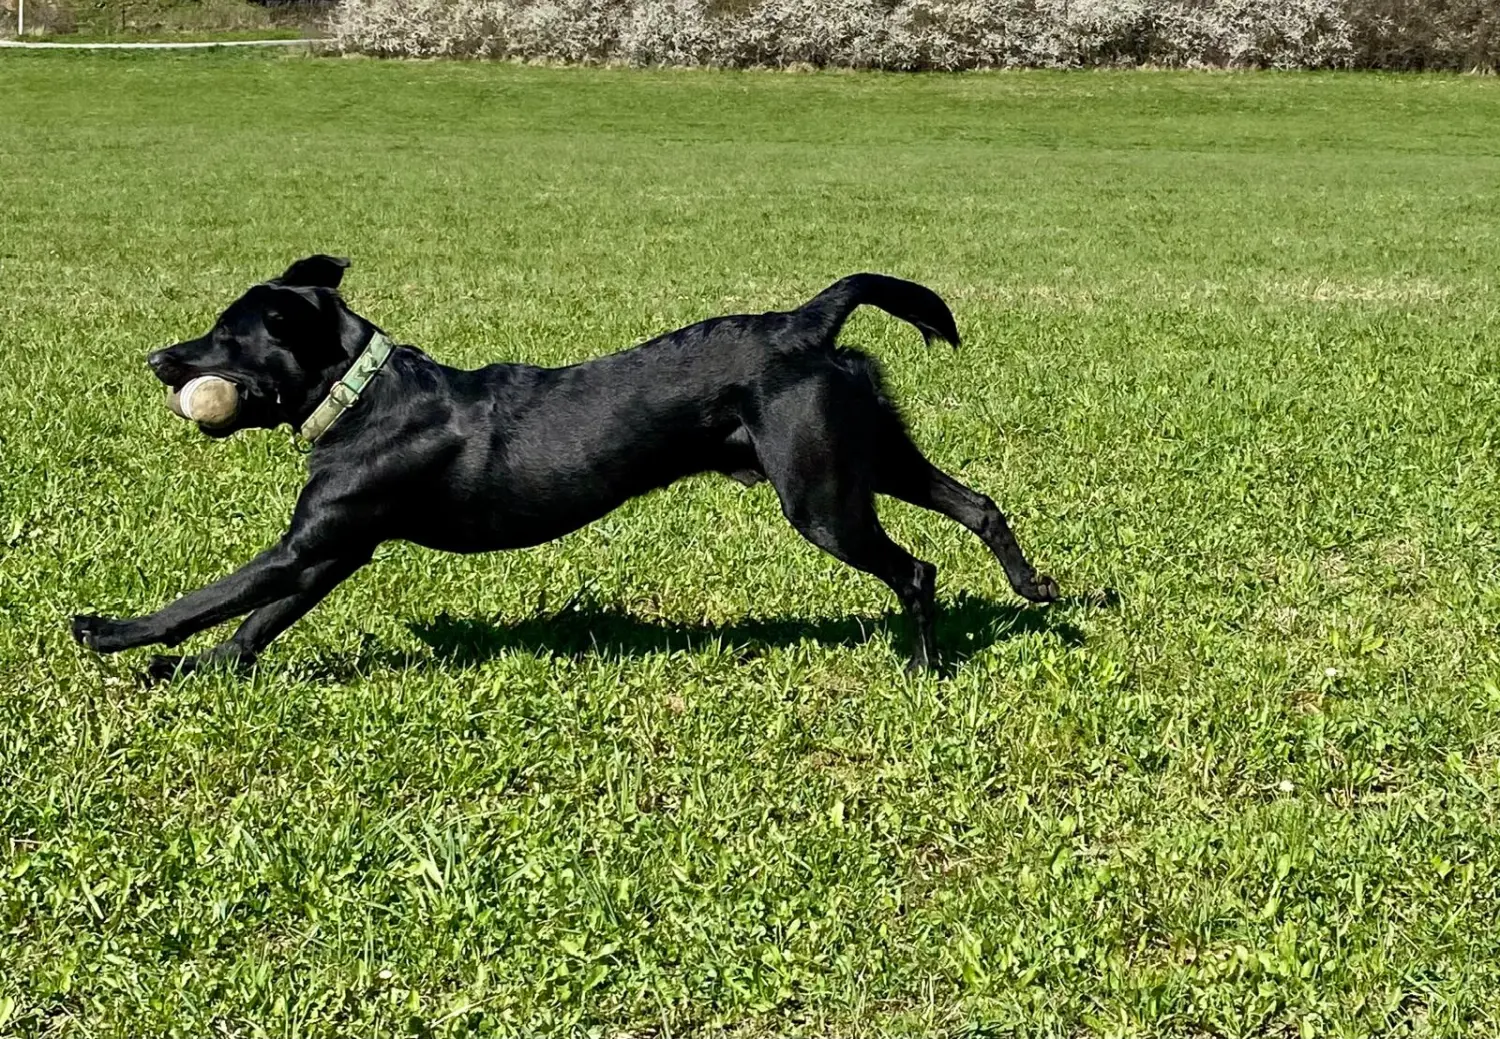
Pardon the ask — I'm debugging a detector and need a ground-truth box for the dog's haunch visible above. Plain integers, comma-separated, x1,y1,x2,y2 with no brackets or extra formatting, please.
167,375,239,428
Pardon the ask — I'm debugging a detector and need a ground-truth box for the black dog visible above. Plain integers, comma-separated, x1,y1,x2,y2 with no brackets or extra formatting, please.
72,256,1057,676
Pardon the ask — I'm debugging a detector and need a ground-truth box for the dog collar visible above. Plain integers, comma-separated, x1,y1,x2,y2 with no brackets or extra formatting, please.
299,332,394,444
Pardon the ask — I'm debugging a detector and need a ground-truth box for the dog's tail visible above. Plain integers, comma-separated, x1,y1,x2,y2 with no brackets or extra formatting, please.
797,273,961,349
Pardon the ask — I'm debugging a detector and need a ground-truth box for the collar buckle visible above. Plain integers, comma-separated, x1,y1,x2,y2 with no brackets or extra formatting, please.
297,331,395,445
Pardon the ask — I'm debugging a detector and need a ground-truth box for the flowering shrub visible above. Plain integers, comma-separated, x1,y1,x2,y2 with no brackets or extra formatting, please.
1341,0,1497,70
332,0,1494,70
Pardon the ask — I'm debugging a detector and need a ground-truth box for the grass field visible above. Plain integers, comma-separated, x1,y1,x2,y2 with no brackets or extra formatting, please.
14,28,312,43
2,53,1500,1037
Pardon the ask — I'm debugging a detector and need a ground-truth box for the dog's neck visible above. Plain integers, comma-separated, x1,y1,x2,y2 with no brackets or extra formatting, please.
289,308,389,432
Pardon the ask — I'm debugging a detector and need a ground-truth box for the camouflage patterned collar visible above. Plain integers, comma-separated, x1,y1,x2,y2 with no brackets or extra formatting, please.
299,332,394,444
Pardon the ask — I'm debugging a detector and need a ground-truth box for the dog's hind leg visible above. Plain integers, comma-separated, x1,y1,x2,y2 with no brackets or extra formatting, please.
770,485,938,671
143,551,371,682
748,387,939,671
791,503,938,672
875,432,1058,604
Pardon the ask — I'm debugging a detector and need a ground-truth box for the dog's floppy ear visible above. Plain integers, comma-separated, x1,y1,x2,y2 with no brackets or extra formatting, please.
250,283,320,338
248,284,342,361
277,254,350,289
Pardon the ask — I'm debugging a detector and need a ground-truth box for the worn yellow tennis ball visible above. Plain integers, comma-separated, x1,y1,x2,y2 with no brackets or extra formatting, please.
167,375,239,427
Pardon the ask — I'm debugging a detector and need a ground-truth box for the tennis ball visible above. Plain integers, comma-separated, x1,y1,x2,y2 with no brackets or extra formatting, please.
167,375,239,427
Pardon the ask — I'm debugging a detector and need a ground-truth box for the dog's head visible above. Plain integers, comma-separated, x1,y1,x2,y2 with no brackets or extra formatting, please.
147,255,365,438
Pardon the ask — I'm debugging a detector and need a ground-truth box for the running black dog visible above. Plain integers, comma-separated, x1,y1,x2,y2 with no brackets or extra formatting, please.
71,256,1057,676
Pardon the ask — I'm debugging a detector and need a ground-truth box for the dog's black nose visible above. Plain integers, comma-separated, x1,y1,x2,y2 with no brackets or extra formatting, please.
147,350,171,371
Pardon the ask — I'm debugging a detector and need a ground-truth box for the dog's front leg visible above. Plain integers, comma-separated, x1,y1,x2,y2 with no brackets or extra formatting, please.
143,552,372,681
72,535,361,654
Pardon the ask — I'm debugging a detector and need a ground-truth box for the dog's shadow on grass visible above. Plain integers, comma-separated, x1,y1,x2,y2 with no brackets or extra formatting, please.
403,591,1100,675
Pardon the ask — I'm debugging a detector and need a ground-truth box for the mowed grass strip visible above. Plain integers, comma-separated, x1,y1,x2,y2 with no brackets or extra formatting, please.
2,53,1500,1037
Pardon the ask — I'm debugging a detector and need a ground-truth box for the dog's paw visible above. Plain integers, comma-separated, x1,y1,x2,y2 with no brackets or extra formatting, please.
73,613,114,651
72,613,138,653
143,654,192,684
143,646,251,684
1016,573,1061,604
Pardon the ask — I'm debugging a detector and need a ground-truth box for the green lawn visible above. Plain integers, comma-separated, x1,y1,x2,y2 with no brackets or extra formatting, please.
2,53,1500,1038
17,28,313,43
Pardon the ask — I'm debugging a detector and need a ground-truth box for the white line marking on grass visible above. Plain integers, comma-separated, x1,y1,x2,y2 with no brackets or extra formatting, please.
0,38,325,49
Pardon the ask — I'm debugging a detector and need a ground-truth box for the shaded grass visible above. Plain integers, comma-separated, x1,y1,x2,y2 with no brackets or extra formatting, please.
404,591,1091,672
2,53,1500,1037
